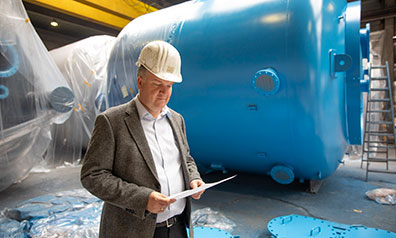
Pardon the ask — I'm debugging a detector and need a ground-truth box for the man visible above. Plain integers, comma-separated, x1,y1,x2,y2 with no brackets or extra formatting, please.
81,40,205,238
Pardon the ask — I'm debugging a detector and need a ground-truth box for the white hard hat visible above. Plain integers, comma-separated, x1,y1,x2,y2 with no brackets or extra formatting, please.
136,41,182,83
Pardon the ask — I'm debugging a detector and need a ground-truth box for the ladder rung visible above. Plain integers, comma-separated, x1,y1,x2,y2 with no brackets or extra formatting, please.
365,63,395,175
370,88,389,91
367,110,391,113
371,65,387,69
366,158,391,162
367,157,396,161
370,76,388,80
365,130,393,133
364,144,395,147
364,140,395,143
368,99,390,102
367,133,394,137
364,150,388,153
367,169,396,174
367,121,393,125
369,145,395,148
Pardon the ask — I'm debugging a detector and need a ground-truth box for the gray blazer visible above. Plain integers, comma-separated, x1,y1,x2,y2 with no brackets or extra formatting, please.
81,98,201,238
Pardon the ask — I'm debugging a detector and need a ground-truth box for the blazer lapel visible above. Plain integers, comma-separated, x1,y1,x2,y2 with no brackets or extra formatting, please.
124,99,159,182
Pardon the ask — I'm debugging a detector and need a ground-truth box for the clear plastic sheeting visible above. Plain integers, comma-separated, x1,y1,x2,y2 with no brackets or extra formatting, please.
191,207,236,233
47,36,116,167
0,0,74,192
366,188,396,205
1,193,239,238
0,189,103,237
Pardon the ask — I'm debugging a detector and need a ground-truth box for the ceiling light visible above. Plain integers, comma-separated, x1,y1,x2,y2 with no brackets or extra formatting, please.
50,19,58,27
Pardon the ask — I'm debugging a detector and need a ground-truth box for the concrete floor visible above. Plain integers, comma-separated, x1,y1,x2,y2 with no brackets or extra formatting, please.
0,156,395,238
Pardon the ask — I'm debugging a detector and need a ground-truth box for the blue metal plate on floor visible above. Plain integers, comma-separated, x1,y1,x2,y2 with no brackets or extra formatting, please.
190,227,235,238
268,214,341,238
268,214,396,238
342,226,396,238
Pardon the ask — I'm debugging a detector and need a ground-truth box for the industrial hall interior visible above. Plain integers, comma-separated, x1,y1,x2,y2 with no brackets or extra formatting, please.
1,0,396,237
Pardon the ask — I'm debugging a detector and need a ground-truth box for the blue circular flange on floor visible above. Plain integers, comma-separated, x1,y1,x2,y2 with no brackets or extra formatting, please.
341,226,396,238
267,214,347,238
191,227,234,238
268,214,396,238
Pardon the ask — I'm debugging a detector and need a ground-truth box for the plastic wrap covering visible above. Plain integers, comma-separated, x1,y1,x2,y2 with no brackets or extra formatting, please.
366,188,396,205
47,36,116,167
1,193,238,237
0,0,75,191
192,208,236,233
0,189,102,237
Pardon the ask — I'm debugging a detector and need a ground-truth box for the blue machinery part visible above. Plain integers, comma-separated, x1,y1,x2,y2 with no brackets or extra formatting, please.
270,165,295,185
0,85,9,99
49,86,75,113
268,214,396,238
105,0,369,184
0,41,38,129
360,23,370,63
0,43,19,101
359,23,370,93
0,41,74,129
345,1,365,144
188,227,237,238
252,68,281,96
0,43,19,78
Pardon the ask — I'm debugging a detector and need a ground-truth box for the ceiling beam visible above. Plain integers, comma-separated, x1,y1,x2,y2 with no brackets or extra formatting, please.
74,0,157,20
23,0,157,30
361,7,396,22
385,0,395,7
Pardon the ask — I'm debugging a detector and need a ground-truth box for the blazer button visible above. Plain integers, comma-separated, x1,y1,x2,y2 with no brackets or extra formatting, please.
126,208,136,214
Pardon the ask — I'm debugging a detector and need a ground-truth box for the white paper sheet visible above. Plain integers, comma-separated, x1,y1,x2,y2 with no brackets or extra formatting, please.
169,175,237,200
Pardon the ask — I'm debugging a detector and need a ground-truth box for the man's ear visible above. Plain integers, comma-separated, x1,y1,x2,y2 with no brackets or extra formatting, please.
137,75,143,90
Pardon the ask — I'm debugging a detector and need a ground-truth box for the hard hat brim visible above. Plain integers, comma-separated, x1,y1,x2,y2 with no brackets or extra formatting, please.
136,63,182,83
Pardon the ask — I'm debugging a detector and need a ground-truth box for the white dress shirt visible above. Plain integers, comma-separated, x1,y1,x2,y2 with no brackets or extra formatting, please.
135,96,186,223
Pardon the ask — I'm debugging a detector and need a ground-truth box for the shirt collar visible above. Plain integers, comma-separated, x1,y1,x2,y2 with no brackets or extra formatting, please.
135,94,171,121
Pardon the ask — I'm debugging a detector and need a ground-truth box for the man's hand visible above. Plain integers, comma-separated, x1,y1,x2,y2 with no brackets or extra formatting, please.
190,179,205,199
146,191,176,214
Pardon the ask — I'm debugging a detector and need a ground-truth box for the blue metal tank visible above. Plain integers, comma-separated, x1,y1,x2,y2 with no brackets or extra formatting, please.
105,0,368,184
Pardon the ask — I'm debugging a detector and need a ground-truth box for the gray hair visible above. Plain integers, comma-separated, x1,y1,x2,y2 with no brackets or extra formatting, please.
137,66,147,79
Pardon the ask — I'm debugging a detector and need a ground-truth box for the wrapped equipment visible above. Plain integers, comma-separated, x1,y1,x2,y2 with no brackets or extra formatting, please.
47,35,116,167
0,0,74,191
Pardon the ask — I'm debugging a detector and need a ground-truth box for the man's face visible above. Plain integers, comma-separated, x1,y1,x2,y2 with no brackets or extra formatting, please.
137,70,174,116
